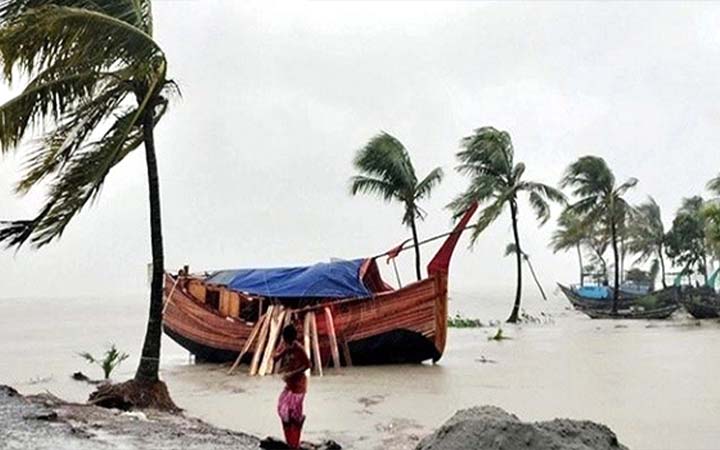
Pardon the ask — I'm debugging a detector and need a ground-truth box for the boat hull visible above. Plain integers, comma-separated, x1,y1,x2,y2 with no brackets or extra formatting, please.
679,287,720,319
163,272,448,366
582,304,680,320
557,284,636,310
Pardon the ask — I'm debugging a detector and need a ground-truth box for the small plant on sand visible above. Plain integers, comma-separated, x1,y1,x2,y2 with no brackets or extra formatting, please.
79,345,129,380
448,313,485,328
488,328,511,341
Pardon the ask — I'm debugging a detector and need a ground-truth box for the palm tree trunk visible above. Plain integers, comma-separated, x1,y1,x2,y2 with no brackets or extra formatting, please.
507,200,522,323
576,244,584,285
135,105,165,383
409,214,422,281
610,216,620,314
658,246,667,289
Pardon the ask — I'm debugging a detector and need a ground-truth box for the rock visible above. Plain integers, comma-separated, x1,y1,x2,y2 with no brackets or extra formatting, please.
416,406,627,450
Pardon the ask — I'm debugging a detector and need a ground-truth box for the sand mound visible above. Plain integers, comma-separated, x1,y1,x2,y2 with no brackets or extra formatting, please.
416,405,627,450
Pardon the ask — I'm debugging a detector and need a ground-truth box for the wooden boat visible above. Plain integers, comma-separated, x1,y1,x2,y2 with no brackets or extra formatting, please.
162,204,478,368
557,283,637,310
678,287,720,319
581,304,680,320
563,287,679,319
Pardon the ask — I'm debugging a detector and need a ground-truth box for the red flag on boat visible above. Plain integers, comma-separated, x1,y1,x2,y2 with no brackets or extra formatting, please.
385,244,403,264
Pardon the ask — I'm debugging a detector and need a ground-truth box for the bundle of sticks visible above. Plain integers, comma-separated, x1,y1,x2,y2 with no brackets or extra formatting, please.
227,305,349,376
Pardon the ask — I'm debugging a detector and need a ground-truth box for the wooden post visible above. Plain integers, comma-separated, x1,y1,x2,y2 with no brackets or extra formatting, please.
341,338,353,367
302,313,312,356
227,314,265,375
249,305,274,376
324,307,341,369
309,311,323,376
259,308,285,376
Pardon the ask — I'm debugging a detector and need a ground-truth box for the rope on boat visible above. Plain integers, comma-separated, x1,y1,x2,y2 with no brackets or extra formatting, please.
162,276,181,316
370,224,477,259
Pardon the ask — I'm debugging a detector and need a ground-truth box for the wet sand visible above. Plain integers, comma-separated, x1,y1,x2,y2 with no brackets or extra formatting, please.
2,291,719,449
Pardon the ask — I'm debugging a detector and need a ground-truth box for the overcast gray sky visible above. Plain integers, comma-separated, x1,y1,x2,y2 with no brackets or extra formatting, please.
1,1,719,301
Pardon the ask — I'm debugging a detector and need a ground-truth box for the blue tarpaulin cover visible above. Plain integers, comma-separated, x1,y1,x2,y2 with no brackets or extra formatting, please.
205,259,371,299
575,285,610,299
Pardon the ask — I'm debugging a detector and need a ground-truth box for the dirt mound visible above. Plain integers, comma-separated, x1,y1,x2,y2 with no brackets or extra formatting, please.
88,379,179,412
416,406,627,450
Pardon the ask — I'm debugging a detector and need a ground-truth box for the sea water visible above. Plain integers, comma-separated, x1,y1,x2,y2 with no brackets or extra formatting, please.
1,289,719,449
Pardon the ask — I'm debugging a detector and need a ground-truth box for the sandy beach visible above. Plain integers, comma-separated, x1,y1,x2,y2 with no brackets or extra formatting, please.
2,289,719,449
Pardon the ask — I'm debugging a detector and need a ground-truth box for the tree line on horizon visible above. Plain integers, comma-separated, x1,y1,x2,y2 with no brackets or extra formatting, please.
350,128,720,319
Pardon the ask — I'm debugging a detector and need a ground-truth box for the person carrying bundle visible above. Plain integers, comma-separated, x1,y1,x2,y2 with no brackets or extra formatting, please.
273,323,311,449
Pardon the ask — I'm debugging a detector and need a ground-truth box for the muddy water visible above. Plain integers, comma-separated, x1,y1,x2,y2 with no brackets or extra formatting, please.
1,290,719,449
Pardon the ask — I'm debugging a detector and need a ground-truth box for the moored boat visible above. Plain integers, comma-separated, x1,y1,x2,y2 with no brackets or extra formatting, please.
581,303,680,320
162,204,477,369
557,283,637,310
678,287,720,319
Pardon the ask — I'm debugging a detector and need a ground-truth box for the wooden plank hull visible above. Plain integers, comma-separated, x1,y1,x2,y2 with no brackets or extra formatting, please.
162,273,449,365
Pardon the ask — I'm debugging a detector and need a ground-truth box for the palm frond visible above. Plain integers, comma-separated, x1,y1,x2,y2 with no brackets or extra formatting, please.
352,132,416,191
0,97,167,248
349,175,396,201
468,197,506,244
414,167,443,200
707,173,720,197
0,5,162,86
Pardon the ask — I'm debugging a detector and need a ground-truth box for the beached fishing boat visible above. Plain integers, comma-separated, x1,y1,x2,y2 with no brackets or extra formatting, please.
560,286,679,319
557,284,637,310
678,287,720,319
581,304,680,320
162,205,477,370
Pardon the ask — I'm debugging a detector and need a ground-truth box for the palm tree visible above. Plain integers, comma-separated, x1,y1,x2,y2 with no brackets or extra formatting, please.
350,132,443,281
561,156,637,313
550,208,587,285
448,127,565,323
0,1,176,406
626,197,668,288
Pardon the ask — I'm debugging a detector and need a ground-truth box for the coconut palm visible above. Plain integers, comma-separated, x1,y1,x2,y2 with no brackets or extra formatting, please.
626,197,668,288
448,127,565,323
350,132,443,281
666,196,709,284
550,208,588,285
561,156,637,313
0,1,176,406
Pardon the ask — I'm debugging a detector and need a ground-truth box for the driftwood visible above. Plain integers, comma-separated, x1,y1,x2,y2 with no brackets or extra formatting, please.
249,305,275,376
227,314,266,375
324,307,341,369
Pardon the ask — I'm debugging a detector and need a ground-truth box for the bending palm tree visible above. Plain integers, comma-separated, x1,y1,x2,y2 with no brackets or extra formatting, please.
626,197,668,288
550,208,588,285
350,132,443,281
0,1,176,407
561,156,637,314
448,127,565,323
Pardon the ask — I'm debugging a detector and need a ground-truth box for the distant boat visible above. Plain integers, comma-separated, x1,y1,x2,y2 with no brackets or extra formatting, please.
162,204,477,369
558,283,679,319
581,303,679,320
557,283,639,310
678,287,720,319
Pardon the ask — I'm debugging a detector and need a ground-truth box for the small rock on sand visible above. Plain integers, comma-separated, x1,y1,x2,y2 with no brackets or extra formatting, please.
415,405,627,450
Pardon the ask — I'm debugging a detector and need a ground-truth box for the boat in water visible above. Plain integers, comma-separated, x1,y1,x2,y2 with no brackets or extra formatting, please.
558,283,679,319
678,287,720,319
557,283,640,310
162,204,477,369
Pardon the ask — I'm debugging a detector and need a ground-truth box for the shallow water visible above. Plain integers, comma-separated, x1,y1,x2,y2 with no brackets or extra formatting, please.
1,290,719,449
